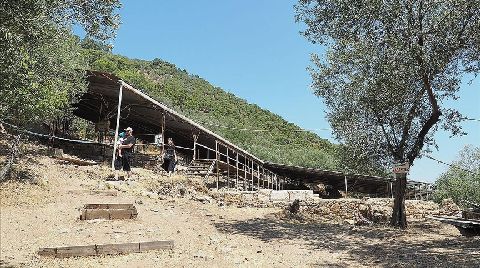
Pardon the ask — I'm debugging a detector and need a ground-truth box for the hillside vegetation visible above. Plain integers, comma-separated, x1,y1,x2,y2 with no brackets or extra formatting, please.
84,49,340,170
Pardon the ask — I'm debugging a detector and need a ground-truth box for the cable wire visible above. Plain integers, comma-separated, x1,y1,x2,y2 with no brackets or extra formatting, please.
424,154,480,176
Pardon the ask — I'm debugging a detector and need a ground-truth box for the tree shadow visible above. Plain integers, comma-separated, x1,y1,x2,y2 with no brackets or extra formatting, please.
214,214,480,267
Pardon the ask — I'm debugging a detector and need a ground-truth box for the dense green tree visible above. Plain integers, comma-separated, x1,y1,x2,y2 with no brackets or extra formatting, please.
434,145,480,205
80,37,113,52
0,0,120,126
0,0,120,181
295,0,480,228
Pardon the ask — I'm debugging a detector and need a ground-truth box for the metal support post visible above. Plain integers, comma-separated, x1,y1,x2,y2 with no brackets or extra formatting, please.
111,82,123,170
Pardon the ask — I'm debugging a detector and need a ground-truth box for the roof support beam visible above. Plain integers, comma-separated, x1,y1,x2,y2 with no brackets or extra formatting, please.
111,81,124,170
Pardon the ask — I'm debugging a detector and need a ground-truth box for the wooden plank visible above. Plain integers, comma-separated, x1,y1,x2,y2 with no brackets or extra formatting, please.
84,204,135,210
80,210,86,220
39,240,174,258
56,245,97,258
97,242,140,255
38,248,56,257
68,190,117,196
83,209,111,220
80,208,137,220
109,209,137,219
429,216,480,228
139,240,174,251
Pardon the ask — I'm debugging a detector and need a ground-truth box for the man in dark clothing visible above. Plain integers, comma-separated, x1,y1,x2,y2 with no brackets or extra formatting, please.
161,138,177,177
116,127,136,179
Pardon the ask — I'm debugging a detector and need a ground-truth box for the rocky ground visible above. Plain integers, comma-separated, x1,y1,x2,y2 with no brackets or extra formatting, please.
1,141,479,267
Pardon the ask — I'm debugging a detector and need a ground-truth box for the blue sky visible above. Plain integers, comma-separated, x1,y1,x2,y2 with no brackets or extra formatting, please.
106,0,478,182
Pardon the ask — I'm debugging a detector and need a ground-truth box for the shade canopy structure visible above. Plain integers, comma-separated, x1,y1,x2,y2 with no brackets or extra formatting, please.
72,70,432,197
73,70,262,162
264,162,395,196
264,162,433,198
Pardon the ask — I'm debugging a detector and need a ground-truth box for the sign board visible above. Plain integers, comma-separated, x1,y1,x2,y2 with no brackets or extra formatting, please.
392,162,409,174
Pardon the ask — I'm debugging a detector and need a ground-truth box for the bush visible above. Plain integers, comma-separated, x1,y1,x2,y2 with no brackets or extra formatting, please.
434,145,480,206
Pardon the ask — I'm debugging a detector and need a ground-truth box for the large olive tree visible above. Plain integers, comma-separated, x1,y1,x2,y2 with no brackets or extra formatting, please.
295,0,480,228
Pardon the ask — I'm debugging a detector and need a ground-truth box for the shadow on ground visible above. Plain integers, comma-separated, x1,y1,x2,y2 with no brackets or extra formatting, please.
214,214,480,267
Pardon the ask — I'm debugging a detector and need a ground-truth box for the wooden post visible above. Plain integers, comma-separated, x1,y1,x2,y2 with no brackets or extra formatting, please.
261,168,265,188
215,141,219,189
257,165,260,190
226,147,230,188
236,152,239,189
161,113,165,153
275,174,278,190
111,82,123,170
251,161,254,191
192,134,198,160
272,173,275,190
344,175,348,198
390,182,393,198
244,157,247,191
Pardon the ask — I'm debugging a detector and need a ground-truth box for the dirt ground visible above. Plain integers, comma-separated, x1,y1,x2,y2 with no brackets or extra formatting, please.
1,147,479,267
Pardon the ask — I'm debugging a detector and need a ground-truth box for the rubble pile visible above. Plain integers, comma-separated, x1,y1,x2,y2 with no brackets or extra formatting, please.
146,178,209,200
440,198,461,215
210,191,271,208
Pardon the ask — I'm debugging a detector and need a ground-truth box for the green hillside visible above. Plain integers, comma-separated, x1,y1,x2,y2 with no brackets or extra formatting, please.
84,49,340,170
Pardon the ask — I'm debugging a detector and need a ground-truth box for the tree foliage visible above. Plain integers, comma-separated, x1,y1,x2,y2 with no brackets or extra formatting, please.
0,0,120,125
295,0,480,166
295,0,480,227
434,145,480,205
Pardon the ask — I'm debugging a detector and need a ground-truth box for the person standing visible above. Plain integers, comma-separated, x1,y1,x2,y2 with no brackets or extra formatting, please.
115,127,136,179
162,138,177,177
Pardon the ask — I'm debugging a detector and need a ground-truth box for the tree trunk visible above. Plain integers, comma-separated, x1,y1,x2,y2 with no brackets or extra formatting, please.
0,134,20,182
390,172,407,228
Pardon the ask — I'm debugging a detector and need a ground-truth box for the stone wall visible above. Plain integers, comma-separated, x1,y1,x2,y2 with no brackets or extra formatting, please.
214,190,459,222
213,190,320,207
262,189,320,202
301,198,459,223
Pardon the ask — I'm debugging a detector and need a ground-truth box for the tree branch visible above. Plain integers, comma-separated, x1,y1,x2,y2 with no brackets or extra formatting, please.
407,74,441,163
398,86,426,157
371,108,398,159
